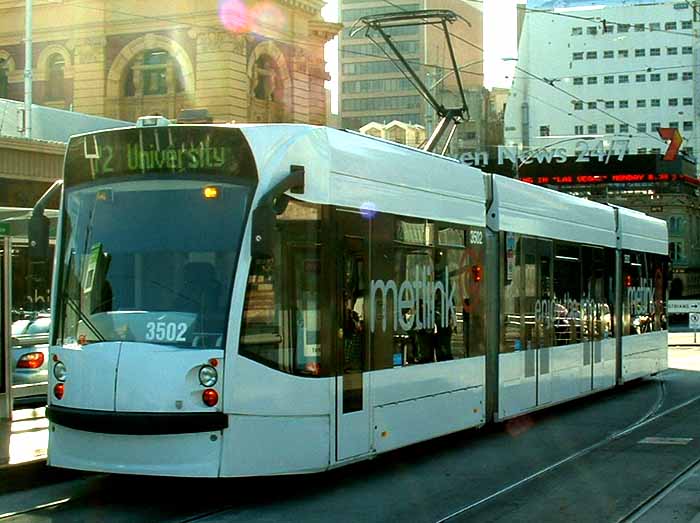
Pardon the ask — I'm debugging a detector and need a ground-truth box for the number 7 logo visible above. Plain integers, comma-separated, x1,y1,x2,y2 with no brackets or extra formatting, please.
658,127,683,161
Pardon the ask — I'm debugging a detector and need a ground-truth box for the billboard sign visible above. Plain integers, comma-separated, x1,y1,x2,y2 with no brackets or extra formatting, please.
527,0,666,8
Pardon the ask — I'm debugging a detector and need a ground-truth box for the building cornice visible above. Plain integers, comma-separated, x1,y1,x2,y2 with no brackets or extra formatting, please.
0,136,65,155
278,0,325,15
309,20,343,42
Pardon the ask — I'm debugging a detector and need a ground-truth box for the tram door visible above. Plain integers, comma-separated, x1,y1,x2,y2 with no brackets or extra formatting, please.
335,210,370,461
583,247,609,391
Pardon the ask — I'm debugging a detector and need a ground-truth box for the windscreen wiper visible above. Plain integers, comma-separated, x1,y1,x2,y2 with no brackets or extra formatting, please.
63,293,106,343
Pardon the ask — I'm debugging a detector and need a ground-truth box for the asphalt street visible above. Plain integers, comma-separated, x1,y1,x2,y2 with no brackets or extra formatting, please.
2,351,700,523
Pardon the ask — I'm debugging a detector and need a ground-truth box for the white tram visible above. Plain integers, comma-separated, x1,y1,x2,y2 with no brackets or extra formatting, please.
45,120,668,477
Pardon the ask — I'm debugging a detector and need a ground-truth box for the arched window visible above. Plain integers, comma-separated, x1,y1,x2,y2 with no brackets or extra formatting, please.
143,49,168,95
0,59,8,99
47,53,65,101
124,49,185,97
253,54,283,102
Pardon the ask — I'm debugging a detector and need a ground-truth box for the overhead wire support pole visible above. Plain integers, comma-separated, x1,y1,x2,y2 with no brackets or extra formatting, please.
368,23,446,117
24,0,32,139
351,9,470,154
441,19,469,121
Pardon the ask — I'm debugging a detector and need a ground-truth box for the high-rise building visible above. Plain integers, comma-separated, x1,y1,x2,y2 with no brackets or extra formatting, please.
504,1,698,160
339,0,483,130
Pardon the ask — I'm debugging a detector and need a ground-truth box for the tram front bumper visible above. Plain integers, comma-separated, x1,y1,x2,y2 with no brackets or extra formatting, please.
47,408,226,477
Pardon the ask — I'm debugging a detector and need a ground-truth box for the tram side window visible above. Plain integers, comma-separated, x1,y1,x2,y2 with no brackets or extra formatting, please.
370,216,486,369
580,246,615,341
622,251,668,335
239,200,326,376
500,235,554,352
502,232,522,352
552,242,583,346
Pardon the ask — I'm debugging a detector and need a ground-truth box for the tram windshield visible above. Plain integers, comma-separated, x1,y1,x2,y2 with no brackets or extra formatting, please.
54,179,251,349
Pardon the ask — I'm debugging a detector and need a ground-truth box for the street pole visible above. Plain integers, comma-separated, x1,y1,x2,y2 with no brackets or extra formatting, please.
24,0,32,139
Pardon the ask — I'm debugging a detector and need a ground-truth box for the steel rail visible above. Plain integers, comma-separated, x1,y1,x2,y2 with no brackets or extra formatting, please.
435,374,698,523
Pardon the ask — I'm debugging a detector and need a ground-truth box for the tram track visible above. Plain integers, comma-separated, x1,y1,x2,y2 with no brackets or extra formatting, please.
0,474,107,521
435,375,698,523
0,376,692,523
617,456,700,522
0,474,239,523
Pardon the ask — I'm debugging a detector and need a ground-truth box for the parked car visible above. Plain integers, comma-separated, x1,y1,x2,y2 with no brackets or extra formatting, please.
11,315,50,406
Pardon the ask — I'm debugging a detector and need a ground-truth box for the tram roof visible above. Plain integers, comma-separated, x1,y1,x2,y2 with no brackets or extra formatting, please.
489,174,619,249
237,124,488,227
614,206,668,255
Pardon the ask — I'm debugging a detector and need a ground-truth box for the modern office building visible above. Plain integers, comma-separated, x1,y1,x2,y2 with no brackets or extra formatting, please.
339,0,483,130
504,1,698,159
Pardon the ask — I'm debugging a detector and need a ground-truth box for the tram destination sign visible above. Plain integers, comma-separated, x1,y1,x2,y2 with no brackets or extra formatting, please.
64,126,257,187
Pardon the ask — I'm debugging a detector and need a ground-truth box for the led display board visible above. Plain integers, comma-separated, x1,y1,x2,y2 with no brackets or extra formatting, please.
64,126,257,187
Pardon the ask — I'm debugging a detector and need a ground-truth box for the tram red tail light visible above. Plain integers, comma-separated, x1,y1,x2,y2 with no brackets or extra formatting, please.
472,265,482,282
625,274,633,288
202,389,218,407
54,383,65,400
17,352,44,369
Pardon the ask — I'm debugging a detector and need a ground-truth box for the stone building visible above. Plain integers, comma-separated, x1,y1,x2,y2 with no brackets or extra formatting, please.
359,120,425,147
0,0,340,124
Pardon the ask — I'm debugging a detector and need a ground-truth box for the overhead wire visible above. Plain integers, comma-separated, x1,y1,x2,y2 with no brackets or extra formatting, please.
511,64,670,146
69,1,453,71
72,3,464,73
463,0,696,39
68,0,681,148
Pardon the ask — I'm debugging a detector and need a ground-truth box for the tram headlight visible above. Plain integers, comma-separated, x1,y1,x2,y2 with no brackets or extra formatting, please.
198,365,218,387
53,361,67,382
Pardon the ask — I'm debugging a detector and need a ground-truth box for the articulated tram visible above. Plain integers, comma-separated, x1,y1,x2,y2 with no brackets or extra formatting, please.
45,119,668,477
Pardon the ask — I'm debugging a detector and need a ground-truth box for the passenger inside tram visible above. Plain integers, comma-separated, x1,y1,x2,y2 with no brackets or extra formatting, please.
342,290,365,373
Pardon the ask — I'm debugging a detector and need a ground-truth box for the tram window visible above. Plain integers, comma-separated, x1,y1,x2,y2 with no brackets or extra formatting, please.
239,200,327,376
396,218,434,246
581,247,614,342
622,251,668,335
501,232,523,353
553,242,582,346
536,240,554,349
370,215,486,369
438,226,466,247
54,181,249,349
522,238,537,349
502,236,604,352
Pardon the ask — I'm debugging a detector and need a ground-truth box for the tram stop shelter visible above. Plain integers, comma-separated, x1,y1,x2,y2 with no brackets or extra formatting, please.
0,99,130,466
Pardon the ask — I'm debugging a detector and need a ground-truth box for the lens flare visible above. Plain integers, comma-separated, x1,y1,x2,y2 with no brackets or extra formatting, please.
250,2,286,33
360,201,378,220
219,0,250,33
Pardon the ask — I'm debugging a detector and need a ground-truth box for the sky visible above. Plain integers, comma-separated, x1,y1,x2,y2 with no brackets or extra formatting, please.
321,0,520,114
